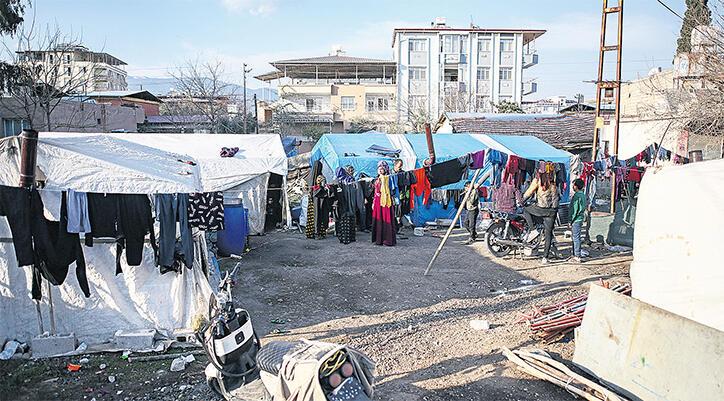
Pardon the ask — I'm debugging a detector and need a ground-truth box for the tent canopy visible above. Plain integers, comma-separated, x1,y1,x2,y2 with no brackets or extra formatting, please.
631,159,724,331
0,133,288,194
310,133,572,226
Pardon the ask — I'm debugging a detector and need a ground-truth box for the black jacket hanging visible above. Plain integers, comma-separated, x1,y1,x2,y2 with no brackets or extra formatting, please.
31,191,90,301
0,185,34,266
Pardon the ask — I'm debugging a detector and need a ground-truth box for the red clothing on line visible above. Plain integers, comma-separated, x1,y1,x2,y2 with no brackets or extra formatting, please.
409,168,431,209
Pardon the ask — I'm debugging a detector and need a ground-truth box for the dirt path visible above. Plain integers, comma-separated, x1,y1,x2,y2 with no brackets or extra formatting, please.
231,228,631,401
1,228,631,400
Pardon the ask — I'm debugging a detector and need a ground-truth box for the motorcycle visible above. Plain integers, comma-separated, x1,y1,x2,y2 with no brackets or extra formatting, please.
197,256,376,401
484,206,561,259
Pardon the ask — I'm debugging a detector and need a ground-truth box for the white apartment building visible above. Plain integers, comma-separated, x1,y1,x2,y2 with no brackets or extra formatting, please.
17,45,128,93
393,18,545,123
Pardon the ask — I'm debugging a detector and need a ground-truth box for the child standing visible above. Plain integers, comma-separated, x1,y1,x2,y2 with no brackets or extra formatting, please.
569,178,586,263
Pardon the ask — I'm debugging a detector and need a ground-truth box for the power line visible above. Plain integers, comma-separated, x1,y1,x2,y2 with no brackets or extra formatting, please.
655,0,685,21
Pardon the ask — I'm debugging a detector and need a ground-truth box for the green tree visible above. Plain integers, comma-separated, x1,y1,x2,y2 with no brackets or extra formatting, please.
0,0,25,36
677,0,712,54
495,100,524,114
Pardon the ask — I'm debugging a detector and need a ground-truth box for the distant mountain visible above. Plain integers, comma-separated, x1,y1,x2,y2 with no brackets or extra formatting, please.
126,76,278,102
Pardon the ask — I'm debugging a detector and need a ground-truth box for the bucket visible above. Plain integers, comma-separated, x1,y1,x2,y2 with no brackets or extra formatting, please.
217,204,249,257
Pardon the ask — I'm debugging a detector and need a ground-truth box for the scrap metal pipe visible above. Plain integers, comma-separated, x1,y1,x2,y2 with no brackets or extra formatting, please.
19,128,39,188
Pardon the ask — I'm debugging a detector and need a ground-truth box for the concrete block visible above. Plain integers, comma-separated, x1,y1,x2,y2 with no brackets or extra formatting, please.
31,333,77,358
113,329,156,351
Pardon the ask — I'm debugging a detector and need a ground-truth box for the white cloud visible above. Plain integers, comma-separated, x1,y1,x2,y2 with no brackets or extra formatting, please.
220,0,277,15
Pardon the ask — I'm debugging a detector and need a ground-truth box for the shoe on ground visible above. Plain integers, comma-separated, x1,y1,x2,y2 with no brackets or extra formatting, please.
571,256,583,263
464,238,474,245
541,257,549,264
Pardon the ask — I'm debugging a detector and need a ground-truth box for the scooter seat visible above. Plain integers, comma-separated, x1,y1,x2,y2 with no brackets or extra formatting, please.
256,341,306,376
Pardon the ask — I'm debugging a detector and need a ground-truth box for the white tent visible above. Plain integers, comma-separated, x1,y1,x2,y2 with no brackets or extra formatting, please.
0,132,288,345
630,158,724,332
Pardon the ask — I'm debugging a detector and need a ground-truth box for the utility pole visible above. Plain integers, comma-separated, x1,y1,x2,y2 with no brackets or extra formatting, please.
242,63,252,134
253,93,259,134
591,0,624,214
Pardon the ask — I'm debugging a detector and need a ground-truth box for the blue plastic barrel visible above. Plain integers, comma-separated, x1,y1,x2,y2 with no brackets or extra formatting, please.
217,204,249,256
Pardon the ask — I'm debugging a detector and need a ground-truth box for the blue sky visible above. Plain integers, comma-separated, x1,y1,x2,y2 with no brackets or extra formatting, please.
12,0,687,99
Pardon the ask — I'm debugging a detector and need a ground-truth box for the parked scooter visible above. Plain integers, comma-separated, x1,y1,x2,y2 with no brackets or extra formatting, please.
484,207,561,259
197,256,376,401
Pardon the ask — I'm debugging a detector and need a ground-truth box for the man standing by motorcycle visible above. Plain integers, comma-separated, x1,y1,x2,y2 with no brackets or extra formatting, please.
522,163,560,264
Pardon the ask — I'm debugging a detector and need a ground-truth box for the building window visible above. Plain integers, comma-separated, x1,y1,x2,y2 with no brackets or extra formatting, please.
409,39,426,52
341,96,355,111
305,98,322,112
500,38,514,52
366,96,390,112
409,67,427,81
441,35,461,53
48,54,54,63
82,67,87,73
2,118,28,137
499,67,512,81
64,54,71,63
66,67,72,76
476,67,490,81
478,38,491,52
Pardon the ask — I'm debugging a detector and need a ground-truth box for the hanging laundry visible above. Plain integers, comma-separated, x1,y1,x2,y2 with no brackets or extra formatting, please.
66,189,91,234
492,179,522,214
503,155,521,184
0,185,34,266
116,194,156,274
410,167,431,209
156,194,194,271
188,192,225,231
486,150,508,186
470,150,486,169
85,193,120,246
427,158,468,188
30,191,90,301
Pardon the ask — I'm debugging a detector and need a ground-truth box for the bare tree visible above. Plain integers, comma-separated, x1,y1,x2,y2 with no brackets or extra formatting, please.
640,0,724,141
168,60,236,134
2,22,97,130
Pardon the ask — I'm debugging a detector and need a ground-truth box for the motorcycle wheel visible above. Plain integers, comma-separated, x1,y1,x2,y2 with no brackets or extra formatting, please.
486,222,512,257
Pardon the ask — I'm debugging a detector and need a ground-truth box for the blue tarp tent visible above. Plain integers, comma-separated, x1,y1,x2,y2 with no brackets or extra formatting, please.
310,133,399,179
310,132,572,226
404,133,488,225
470,134,572,202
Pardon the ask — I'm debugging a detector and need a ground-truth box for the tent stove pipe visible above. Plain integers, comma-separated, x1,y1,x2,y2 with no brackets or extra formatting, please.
424,123,435,166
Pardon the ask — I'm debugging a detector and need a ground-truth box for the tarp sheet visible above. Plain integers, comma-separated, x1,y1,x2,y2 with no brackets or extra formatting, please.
310,133,572,225
630,159,724,332
0,219,213,344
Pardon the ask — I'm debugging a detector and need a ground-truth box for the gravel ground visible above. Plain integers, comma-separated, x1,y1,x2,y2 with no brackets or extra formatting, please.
0,228,631,401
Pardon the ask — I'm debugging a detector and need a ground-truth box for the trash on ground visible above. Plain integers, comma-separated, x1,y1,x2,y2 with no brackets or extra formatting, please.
67,363,82,372
270,318,286,324
0,340,20,360
108,375,116,383
79,357,89,364
469,320,490,331
170,354,196,372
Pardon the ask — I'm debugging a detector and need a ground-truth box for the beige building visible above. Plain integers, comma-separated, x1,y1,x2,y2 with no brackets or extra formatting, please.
255,54,397,133
17,45,128,93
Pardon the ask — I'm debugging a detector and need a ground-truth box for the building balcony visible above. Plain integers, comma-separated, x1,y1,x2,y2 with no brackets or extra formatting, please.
522,81,537,95
441,81,468,96
523,52,539,68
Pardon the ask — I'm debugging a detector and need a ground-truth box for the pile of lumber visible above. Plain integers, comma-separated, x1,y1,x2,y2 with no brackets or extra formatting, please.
502,348,630,401
516,281,631,342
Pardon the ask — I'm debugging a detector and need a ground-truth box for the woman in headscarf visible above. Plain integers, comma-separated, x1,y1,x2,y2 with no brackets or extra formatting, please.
310,174,332,239
371,160,396,246
334,166,357,244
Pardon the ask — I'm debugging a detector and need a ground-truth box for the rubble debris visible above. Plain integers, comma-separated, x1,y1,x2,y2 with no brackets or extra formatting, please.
502,347,630,401
516,281,631,342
